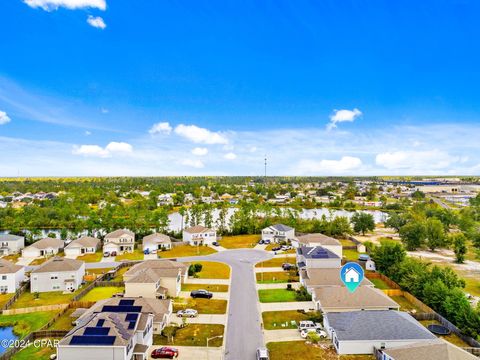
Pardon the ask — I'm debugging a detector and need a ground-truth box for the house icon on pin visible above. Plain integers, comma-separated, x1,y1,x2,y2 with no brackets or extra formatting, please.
344,267,360,283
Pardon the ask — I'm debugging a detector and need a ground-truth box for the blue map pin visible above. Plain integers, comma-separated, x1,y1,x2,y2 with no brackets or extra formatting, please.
340,262,364,293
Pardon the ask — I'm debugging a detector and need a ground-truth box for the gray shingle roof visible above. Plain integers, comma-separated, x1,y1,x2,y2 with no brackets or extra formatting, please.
326,310,437,341
297,246,339,259
0,234,24,242
270,224,293,232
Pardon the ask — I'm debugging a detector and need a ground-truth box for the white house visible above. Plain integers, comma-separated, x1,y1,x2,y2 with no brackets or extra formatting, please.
296,246,342,269
22,238,65,259
182,225,216,246
261,224,295,243
142,233,172,253
64,236,101,258
0,259,25,294
297,233,343,258
103,229,135,254
31,257,85,293
0,234,25,256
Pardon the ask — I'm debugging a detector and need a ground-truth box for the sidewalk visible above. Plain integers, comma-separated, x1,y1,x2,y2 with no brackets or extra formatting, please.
254,267,283,273
208,244,228,252
256,282,300,290
184,278,230,285
259,301,314,312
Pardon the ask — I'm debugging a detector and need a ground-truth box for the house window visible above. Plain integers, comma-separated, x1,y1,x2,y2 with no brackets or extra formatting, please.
1,275,6,280
52,285,60,290
50,275,58,280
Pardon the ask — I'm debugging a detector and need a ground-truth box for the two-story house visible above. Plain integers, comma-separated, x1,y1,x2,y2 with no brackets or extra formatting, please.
30,257,85,293
103,229,135,255
0,259,25,293
261,224,295,243
182,225,216,246
0,234,25,256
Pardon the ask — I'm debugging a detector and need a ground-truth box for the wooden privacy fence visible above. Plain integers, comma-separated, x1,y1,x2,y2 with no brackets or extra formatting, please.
366,272,401,289
2,303,69,315
0,281,30,312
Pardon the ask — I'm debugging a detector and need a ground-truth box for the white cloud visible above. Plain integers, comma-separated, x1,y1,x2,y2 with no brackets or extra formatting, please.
87,15,106,29
180,159,204,168
101,108,109,114
72,141,132,158
192,147,208,156
149,122,172,135
84,131,91,136
23,0,106,11
223,152,237,160
0,111,11,125
249,146,257,153
297,156,362,174
327,108,362,130
174,124,228,144
375,150,458,170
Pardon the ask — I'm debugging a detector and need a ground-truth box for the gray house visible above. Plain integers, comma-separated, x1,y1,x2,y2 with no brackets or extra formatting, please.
296,246,342,269
31,257,85,293
0,234,25,255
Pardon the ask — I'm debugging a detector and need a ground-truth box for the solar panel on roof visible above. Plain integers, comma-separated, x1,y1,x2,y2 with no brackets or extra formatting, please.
70,335,116,346
96,319,105,327
128,322,136,329
84,327,110,336
125,313,139,321
119,299,135,306
102,305,142,313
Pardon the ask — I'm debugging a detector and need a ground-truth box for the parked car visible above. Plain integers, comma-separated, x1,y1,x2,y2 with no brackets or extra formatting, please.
212,241,220,246
190,289,213,299
258,239,265,245
256,347,269,360
151,347,179,359
151,249,157,254
300,328,327,339
282,263,296,271
298,320,322,332
103,251,110,257
272,246,281,251
263,239,271,244
143,249,150,255
110,251,117,256
176,309,198,318
281,245,291,251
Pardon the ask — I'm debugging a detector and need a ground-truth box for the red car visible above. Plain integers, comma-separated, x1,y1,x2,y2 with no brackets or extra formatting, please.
151,347,179,359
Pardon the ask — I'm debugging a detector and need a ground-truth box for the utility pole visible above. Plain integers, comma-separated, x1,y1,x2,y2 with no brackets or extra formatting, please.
264,154,267,183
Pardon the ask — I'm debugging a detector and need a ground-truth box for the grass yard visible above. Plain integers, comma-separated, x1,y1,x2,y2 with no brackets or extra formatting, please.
220,234,260,249
256,271,299,284
419,320,470,347
0,311,56,338
343,249,361,261
77,251,103,262
154,324,224,347
1,254,21,263
173,298,227,314
389,296,424,313
181,283,229,292
81,286,124,302
255,257,296,268
115,248,144,261
0,293,14,308
193,261,230,279
158,245,216,258
267,341,374,360
456,270,480,297
111,266,130,281
339,239,357,247
262,310,313,330
29,257,49,265
11,289,80,309
47,308,76,330
370,278,392,290
258,289,298,303
11,338,60,360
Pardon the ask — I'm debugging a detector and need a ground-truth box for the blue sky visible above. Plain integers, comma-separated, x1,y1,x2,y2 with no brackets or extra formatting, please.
1,0,480,176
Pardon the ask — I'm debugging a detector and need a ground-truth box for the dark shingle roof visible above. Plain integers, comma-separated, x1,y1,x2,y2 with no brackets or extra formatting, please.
270,224,293,232
0,234,24,242
297,246,339,259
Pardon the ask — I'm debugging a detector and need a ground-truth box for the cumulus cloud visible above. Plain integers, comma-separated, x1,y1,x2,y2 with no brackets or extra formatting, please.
180,159,204,168
327,108,362,130
0,111,11,125
297,156,362,174
375,150,459,170
223,152,237,160
191,147,208,156
23,0,106,11
149,122,172,135
87,15,106,29
174,124,228,144
72,141,132,158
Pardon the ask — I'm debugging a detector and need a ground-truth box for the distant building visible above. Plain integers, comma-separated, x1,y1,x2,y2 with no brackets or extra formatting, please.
0,259,25,293
0,234,25,255
22,238,64,258
103,229,135,254
261,224,295,243
31,257,85,293
182,225,216,246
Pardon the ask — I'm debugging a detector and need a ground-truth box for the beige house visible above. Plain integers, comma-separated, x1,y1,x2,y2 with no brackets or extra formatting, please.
297,233,342,258
378,339,478,360
64,236,101,258
182,225,217,246
31,257,85,293
312,286,399,313
299,267,374,293
22,238,65,258
123,260,188,298
103,229,135,254
142,233,172,253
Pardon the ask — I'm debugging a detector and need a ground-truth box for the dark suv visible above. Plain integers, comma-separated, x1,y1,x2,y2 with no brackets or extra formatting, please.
190,289,213,299
282,263,296,271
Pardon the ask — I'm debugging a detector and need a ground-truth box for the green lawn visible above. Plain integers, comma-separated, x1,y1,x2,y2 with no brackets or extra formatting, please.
389,296,424,313
47,308,76,330
220,234,260,249
115,248,144,261
255,257,296,268
181,283,229,292
11,290,80,309
81,286,124,302
343,249,361,261
262,310,314,330
370,278,392,290
267,341,374,360
173,298,227,314
154,324,224,347
77,251,103,262
339,239,357,247
419,320,470,347
193,261,230,279
258,289,298,303
256,271,299,284
1,254,21,263
0,311,56,338
0,293,15,308
12,338,60,360
158,245,216,258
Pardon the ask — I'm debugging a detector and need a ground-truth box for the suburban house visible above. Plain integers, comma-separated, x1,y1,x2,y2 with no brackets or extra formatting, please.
123,260,188,298
22,237,65,258
299,268,373,293
324,310,437,355
142,233,172,253
261,224,295,243
76,297,173,334
311,286,400,312
103,229,135,254
296,246,342,269
57,300,153,360
0,259,25,293
64,236,101,258
377,339,478,360
296,233,343,258
31,257,85,293
0,234,25,255
182,225,217,246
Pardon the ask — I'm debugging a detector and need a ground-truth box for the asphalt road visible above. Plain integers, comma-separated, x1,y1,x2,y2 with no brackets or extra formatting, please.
182,249,273,360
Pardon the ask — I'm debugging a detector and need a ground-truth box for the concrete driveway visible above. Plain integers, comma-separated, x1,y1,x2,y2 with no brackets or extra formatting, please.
264,329,301,343
170,314,227,325
148,346,223,360
259,301,315,312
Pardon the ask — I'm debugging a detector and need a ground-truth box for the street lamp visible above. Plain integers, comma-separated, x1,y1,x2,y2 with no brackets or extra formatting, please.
206,335,223,360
